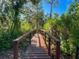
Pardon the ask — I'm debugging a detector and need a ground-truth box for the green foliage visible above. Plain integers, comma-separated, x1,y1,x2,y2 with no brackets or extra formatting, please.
43,18,55,31
21,21,32,32
60,1,79,56
0,0,32,51
61,38,76,55
30,0,40,5
0,29,21,51
0,21,32,51
43,0,79,56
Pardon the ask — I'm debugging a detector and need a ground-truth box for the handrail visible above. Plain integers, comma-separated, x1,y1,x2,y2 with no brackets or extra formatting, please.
13,29,36,42
39,29,60,42
13,29,37,59
13,29,60,59
39,29,60,59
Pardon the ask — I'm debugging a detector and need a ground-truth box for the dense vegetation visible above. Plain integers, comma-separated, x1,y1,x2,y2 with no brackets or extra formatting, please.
0,0,79,59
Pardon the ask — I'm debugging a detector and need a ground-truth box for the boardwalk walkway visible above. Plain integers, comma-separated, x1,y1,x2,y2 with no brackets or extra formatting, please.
22,33,51,59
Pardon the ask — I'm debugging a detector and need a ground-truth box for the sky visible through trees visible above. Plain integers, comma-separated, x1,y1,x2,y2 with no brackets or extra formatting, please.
42,0,72,15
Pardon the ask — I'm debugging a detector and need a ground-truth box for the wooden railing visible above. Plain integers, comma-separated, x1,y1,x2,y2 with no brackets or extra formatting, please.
13,29,37,59
13,29,60,59
39,29,60,59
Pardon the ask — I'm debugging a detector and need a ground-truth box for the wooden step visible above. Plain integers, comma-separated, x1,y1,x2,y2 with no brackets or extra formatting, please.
21,52,51,59
30,54,49,57
27,52,48,54
21,33,52,59
22,57,51,59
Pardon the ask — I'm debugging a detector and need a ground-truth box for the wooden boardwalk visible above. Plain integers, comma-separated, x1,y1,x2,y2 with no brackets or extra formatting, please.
22,33,51,59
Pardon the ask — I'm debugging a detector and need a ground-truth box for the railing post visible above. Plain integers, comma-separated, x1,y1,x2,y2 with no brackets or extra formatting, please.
13,41,19,59
44,33,47,48
76,46,79,59
30,33,32,45
56,41,60,59
48,37,51,56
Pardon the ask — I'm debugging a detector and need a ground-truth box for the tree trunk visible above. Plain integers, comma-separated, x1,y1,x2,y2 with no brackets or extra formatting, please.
50,3,52,18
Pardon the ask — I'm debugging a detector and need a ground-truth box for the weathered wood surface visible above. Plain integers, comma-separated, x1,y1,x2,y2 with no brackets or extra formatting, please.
13,29,60,59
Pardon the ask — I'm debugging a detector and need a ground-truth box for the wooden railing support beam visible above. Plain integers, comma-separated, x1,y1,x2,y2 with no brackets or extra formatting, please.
13,41,19,59
48,37,51,56
76,46,79,59
56,41,60,59
44,33,48,48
